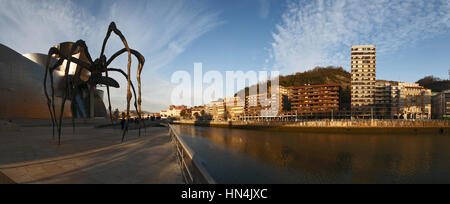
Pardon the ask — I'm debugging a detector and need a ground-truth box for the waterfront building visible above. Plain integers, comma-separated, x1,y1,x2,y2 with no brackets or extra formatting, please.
269,85,289,116
244,85,289,118
432,90,450,119
375,80,395,118
215,101,225,121
160,105,187,118
160,110,168,118
224,97,245,121
351,45,377,113
203,102,214,117
374,81,431,119
288,84,341,115
245,94,262,117
396,83,432,119
145,112,161,119
204,100,225,121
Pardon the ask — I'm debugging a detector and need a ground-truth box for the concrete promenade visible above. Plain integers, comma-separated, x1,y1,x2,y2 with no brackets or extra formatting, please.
0,120,182,184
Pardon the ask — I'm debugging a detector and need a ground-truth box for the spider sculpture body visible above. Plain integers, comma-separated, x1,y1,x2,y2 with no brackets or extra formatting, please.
43,22,145,144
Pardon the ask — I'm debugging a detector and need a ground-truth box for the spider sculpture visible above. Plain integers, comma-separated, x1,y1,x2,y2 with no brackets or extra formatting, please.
43,22,145,145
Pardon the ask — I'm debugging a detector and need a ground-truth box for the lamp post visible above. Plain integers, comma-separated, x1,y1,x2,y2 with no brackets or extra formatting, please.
331,109,334,121
371,107,374,122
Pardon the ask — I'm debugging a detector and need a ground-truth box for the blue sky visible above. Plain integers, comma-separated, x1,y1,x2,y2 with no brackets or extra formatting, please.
0,0,449,112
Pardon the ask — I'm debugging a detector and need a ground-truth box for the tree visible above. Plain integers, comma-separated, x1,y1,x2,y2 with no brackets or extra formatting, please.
193,112,200,120
180,110,190,119
200,110,206,117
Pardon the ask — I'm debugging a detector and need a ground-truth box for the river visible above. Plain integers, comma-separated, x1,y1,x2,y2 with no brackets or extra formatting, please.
171,124,450,184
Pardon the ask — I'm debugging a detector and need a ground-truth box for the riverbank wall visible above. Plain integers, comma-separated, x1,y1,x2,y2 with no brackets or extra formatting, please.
172,120,450,135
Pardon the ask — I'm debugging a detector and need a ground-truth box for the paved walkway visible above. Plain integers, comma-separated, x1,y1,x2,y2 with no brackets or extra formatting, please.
0,120,182,184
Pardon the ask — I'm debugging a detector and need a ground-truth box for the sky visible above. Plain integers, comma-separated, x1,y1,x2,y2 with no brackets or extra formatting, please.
0,0,449,112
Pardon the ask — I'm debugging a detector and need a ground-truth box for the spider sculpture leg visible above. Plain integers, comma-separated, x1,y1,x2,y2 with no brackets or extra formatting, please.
45,46,93,143
44,56,64,140
107,68,140,138
68,41,94,134
49,47,92,140
107,49,146,136
56,40,92,145
136,61,144,136
103,68,114,127
67,41,93,136
100,22,133,142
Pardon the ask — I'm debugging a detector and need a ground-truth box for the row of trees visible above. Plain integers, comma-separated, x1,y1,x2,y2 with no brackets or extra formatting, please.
180,109,213,121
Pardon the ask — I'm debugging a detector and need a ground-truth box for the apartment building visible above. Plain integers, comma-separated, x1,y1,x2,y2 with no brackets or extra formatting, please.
288,84,341,114
245,93,261,116
432,90,450,119
375,81,432,119
396,83,432,119
204,100,225,121
351,45,377,112
375,80,395,118
244,85,288,117
160,105,187,118
224,97,245,121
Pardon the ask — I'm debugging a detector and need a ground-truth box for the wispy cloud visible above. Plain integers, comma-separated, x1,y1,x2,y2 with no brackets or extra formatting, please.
270,0,450,74
259,0,271,19
0,0,95,54
0,0,222,112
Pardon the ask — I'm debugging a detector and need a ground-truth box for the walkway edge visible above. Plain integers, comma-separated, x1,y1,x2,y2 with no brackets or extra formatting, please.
0,171,16,184
169,124,216,184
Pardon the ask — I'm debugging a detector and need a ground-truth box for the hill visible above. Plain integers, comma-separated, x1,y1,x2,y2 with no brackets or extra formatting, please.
278,66,351,87
416,76,450,93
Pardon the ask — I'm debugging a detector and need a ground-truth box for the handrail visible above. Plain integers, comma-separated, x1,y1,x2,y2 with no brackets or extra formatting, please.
168,124,216,184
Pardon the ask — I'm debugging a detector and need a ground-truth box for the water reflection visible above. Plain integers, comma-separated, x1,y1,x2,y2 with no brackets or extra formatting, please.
173,125,450,184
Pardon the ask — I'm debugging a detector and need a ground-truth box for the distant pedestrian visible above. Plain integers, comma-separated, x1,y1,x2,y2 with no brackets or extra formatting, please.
120,118,125,130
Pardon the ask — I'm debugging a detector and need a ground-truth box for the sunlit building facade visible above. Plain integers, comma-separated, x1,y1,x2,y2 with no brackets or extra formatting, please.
351,45,377,112
160,105,187,118
375,81,432,119
244,85,289,117
288,84,341,114
224,97,245,121
395,83,432,119
432,90,450,119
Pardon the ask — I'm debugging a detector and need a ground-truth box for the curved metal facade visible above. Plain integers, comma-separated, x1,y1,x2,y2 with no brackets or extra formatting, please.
0,44,72,119
1,43,108,119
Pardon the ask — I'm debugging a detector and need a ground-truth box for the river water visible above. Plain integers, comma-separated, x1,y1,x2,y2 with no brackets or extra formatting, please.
171,124,450,184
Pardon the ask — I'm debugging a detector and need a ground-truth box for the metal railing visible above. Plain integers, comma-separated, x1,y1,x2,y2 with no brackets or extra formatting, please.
168,124,216,184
